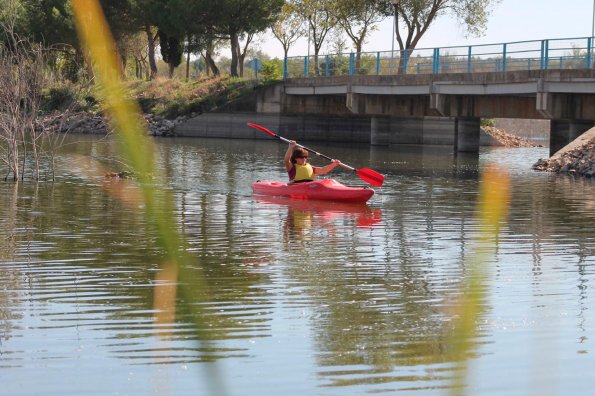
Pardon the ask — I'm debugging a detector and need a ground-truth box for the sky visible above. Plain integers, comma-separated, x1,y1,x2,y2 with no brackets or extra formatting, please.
252,0,595,59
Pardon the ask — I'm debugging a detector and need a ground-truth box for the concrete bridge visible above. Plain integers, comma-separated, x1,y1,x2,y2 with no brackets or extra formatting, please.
176,68,595,155
281,69,595,155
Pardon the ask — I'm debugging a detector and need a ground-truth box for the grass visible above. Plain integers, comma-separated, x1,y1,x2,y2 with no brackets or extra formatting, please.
41,75,265,119
126,75,262,119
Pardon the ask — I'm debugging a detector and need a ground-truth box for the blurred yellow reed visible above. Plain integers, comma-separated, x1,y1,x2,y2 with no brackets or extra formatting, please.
71,0,179,255
448,165,510,396
71,3,228,394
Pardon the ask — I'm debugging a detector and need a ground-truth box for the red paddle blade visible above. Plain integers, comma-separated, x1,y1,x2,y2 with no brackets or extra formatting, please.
356,168,384,187
247,122,276,137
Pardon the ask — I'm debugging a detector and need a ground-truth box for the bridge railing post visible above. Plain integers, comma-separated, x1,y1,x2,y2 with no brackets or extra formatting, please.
587,38,592,68
349,52,355,75
545,40,549,70
325,55,329,77
540,40,545,70
432,48,440,74
376,52,380,75
283,57,288,80
304,56,308,77
502,43,507,72
540,39,550,70
403,49,408,76
467,46,472,73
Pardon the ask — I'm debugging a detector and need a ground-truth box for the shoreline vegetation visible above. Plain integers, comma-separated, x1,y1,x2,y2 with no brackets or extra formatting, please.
39,76,266,137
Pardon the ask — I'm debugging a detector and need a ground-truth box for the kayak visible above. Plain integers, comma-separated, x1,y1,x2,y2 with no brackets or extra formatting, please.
252,179,374,203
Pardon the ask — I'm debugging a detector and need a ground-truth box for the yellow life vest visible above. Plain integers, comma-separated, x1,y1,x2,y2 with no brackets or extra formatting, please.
291,163,315,182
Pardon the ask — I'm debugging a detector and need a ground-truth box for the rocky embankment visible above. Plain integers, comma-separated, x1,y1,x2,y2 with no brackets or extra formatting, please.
532,128,595,178
482,126,538,147
39,111,191,137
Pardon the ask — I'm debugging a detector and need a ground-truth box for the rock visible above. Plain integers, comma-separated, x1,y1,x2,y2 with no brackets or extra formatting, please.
38,110,182,137
482,126,537,147
533,130,595,178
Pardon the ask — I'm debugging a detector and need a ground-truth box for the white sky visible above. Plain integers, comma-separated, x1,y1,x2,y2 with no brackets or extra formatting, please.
251,0,595,59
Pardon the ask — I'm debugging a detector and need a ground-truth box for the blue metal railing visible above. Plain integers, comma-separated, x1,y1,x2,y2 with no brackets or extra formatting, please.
283,36,595,79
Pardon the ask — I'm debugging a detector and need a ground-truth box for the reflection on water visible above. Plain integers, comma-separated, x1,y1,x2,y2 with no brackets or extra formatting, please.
1,137,595,395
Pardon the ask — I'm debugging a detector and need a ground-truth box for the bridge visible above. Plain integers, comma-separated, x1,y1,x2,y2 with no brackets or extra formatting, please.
177,36,595,155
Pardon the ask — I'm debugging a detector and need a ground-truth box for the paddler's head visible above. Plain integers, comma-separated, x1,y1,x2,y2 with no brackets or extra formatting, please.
291,148,309,164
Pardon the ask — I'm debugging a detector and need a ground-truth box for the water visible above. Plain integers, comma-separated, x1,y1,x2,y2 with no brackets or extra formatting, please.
1,136,594,395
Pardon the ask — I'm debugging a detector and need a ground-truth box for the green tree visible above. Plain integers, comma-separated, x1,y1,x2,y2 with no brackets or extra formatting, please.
210,0,283,77
158,30,182,78
17,0,138,81
378,0,501,74
334,0,383,73
271,2,304,59
293,0,336,76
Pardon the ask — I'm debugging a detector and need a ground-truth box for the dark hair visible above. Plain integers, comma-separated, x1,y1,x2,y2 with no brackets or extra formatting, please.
290,148,309,164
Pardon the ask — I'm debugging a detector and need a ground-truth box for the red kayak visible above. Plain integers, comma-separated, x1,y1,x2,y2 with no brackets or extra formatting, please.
252,179,374,203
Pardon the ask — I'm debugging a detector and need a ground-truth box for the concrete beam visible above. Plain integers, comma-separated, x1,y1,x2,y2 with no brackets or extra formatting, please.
432,81,538,95
285,85,348,95
351,85,429,95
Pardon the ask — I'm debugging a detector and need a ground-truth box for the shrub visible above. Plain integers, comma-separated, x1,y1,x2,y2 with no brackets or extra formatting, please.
40,83,97,112
481,118,496,127
260,59,283,81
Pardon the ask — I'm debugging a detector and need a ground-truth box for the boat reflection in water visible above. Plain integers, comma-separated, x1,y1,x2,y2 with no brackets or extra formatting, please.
254,195,382,245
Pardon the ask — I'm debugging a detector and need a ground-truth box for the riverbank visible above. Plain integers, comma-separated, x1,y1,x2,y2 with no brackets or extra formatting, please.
533,127,595,177
482,126,539,147
39,110,190,136
39,76,266,136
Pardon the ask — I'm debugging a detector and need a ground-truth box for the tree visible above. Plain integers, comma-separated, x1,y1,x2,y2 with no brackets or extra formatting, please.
271,2,304,59
202,35,221,76
378,0,501,74
293,0,336,76
335,0,383,73
18,0,83,80
210,0,283,77
128,0,160,79
158,30,182,78
18,0,139,81
118,30,149,79
131,0,207,80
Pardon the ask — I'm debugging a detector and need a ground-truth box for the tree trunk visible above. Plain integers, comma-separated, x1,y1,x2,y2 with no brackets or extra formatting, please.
145,25,158,80
238,32,254,78
238,52,245,78
204,46,219,76
230,32,239,77
185,46,190,81
355,42,362,73
202,54,210,76
168,62,175,78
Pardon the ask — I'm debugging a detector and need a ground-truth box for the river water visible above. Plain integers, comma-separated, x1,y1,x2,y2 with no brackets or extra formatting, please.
1,136,594,396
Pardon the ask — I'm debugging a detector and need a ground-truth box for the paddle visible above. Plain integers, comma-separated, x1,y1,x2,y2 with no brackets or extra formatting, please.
247,122,385,187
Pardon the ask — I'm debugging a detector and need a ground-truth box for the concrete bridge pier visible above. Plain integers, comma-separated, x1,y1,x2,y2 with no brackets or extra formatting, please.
392,118,424,145
370,117,425,146
370,116,391,146
455,117,481,153
550,120,594,156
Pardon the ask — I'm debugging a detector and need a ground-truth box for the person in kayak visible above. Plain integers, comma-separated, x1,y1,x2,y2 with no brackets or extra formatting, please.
285,140,341,183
